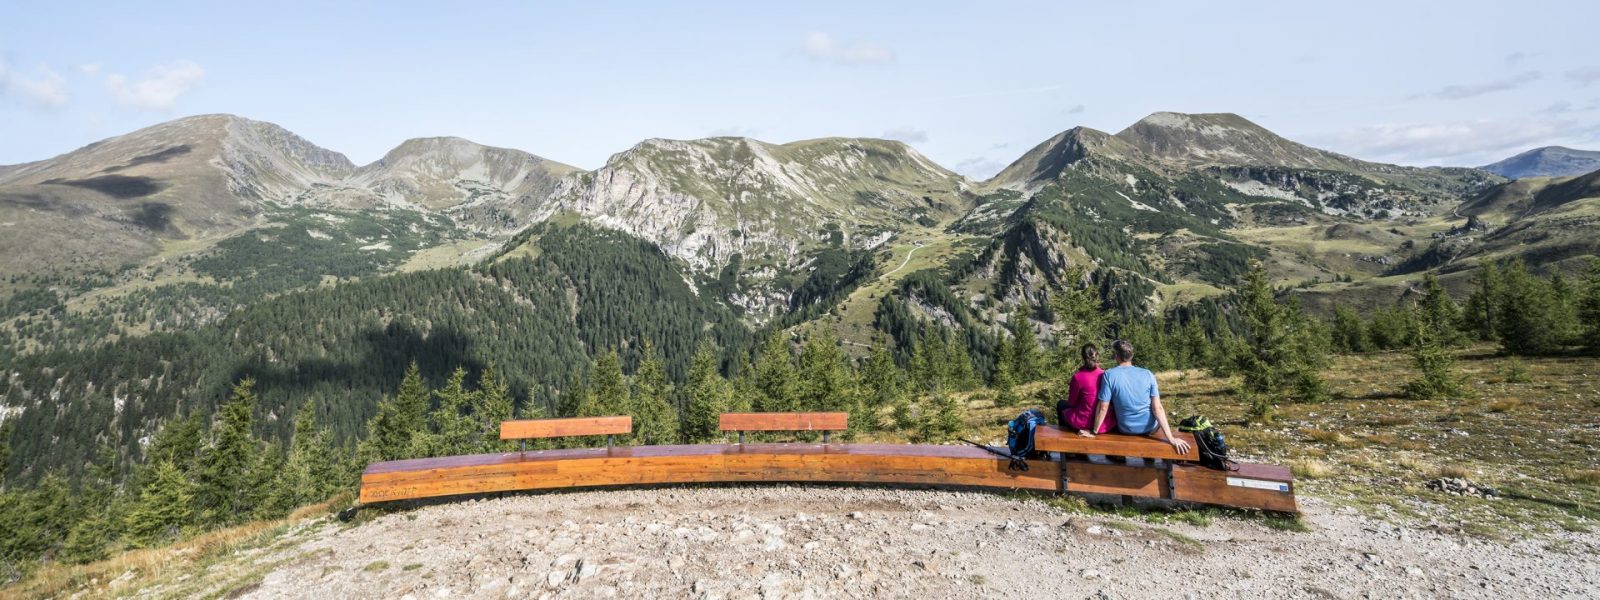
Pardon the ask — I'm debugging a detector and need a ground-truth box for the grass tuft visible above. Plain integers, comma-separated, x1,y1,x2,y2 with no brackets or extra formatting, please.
362,561,390,573
1487,399,1523,413
1290,458,1335,479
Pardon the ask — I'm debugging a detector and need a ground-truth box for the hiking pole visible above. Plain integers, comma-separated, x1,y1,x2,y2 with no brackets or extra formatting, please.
960,439,1029,472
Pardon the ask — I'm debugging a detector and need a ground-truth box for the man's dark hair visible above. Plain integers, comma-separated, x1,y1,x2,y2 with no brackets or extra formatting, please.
1111,339,1135,362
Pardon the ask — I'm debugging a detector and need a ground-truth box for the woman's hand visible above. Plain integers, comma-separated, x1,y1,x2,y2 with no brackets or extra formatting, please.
1076,429,1095,438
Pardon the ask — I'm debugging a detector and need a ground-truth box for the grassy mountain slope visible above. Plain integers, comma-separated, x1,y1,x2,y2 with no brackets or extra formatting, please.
1480,146,1600,179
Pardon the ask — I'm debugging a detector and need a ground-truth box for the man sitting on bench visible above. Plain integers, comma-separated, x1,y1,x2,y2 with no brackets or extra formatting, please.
1084,340,1191,456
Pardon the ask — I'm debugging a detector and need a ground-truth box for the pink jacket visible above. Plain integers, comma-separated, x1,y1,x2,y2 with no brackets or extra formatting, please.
1061,367,1115,433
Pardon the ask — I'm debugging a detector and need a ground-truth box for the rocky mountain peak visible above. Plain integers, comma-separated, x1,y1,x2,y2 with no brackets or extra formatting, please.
1113,111,1356,170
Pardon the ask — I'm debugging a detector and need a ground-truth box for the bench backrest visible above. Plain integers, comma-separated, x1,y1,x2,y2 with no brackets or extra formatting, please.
719,412,848,432
500,416,632,440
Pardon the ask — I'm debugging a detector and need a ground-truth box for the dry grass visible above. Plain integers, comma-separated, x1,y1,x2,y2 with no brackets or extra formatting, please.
0,494,350,600
1303,428,1351,444
1373,415,1410,427
1290,458,1335,479
1487,399,1524,413
1435,465,1475,480
1564,469,1600,485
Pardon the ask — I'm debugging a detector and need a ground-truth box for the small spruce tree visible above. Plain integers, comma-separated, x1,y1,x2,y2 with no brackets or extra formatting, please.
683,341,733,443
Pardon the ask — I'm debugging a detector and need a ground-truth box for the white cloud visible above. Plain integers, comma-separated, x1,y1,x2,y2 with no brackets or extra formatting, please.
1432,71,1541,99
1065,104,1086,114
1504,51,1532,68
105,61,205,110
1567,66,1600,87
881,127,927,144
801,32,894,66
0,59,69,108
75,63,101,76
1306,118,1596,166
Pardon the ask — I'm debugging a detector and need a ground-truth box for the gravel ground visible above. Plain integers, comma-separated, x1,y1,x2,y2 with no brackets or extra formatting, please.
237,486,1598,599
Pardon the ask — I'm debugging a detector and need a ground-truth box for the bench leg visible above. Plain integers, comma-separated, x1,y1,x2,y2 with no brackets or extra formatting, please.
823,431,830,444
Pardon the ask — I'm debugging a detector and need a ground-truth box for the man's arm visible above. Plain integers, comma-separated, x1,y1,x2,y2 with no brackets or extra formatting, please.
1150,395,1191,455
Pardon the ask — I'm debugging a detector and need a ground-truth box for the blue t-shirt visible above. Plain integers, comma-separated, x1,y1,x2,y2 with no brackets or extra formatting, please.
1096,365,1161,435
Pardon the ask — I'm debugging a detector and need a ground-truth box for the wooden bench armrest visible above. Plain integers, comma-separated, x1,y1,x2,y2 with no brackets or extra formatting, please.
500,416,632,440
718,412,848,432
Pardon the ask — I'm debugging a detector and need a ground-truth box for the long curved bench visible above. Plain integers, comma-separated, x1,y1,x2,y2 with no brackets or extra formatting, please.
358,413,1297,512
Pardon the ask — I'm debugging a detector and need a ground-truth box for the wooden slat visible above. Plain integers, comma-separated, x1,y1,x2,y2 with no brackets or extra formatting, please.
1033,424,1199,461
1062,460,1166,497
499,416,632,440
718,412,848,432
359,443,1057,503
1171,462,1297,513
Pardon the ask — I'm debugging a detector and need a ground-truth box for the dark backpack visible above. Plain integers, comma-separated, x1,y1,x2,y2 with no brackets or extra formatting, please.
1178,415,1235,471
1006,409,1050,460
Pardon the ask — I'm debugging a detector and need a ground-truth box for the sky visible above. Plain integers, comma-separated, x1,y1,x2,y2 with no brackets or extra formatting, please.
2,0,1599,178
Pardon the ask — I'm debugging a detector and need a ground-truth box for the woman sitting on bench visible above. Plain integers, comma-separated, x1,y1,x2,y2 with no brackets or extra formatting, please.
1058,343,1115,437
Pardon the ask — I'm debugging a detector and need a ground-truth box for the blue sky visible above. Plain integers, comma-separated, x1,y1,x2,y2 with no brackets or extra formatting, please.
2,1,1598,177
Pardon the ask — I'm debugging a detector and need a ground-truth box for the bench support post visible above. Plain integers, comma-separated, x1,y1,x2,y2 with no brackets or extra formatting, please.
822,431,830,444
606,435,613,449
738,431,745,445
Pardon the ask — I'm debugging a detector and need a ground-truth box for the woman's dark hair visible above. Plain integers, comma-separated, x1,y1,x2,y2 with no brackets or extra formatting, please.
1079,343,1099,371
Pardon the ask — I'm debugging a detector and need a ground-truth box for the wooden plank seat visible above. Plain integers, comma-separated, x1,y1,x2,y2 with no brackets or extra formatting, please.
719,411,848,443
358,415,1297,512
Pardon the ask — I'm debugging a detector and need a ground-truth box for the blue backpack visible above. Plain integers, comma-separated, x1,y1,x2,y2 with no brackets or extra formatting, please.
1006,409,1049,460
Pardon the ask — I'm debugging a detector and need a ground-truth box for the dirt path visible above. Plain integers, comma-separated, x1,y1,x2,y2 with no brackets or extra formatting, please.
208,486,1596,599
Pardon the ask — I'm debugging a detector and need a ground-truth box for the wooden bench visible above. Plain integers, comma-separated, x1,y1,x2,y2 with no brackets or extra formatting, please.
500,415,632,450
359,414,1296,512
1032,424,1295,512
718,411,848,443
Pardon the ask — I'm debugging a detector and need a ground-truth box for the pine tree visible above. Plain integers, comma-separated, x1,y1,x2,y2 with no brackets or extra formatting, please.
475,364,516,452
1009,307,1044,382
362,362,430,461
859,342,904,431
579,350,632,420
1549,272,1582,345
146,411,205,476
124,460,195,547
1582,258,1600,354
1367,304,1415,350
248,441,285,519
197,379,261,525
1496,260,1564,355
1462,261,1503,342
797,330,859,436
683,341,732,443
752,335,798,412
631,344,680,445
1228,262,1329,405
432,367,482,456
1403,303,1463,400
1330,305,1371,354
1049,266,1113,348
942,333,977,391
909,329,942,394
918,389,965,442
266,402,340,516
992,339,1019,407
1177,318,1212,370
1416,273,1466,347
